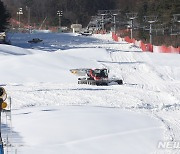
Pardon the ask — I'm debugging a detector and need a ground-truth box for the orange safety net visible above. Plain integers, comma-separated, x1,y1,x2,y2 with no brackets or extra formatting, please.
112,33,180,54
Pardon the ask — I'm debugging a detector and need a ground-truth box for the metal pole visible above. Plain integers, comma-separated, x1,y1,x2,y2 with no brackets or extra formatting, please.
57,11,63,30
59,16,61,29
150,23,152,44
102,15,104,30
113,15,116,32
19,14,20,28
130,19,133,39
28,8,31,31
96,20,98,30
0,98,4,154
17,8,23,29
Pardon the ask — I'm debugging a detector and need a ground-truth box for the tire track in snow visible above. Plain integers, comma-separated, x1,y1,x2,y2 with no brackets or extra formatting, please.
51,126,163,146
101,48,180,150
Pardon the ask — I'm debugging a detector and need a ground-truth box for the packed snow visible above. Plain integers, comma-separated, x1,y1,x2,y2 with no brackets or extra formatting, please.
0,32,179,154
10,106,163,154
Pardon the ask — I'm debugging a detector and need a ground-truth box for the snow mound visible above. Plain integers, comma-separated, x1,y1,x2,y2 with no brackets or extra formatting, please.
0,45,109,83
0,44,32,55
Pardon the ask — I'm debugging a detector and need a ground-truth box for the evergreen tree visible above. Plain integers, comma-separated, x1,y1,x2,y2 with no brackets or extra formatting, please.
0,1,10,32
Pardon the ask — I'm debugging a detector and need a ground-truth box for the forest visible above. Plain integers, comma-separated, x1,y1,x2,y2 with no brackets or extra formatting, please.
2,0,179,27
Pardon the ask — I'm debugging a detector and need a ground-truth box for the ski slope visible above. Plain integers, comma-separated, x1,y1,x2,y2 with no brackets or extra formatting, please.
0,32,180,153
9,106,163,154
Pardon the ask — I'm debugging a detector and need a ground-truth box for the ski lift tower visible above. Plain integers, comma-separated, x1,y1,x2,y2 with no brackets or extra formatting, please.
126,12,138,39
57,10,63,30
111,10,120,33
26,6,31,32
98,10,107,30
100,13,106,30
144,16,158,44
17,8,23,28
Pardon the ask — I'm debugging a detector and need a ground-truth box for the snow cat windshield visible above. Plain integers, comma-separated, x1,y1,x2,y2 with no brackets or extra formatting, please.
93,69,108,78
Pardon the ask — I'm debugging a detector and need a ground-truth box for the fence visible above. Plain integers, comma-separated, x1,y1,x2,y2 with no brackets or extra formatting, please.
112,32,180,54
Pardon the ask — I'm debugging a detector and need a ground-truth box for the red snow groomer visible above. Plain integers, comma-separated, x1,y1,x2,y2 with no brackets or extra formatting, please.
70,68,123,86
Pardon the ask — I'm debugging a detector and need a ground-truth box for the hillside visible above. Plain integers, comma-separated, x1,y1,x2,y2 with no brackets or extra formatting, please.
2,0,179,27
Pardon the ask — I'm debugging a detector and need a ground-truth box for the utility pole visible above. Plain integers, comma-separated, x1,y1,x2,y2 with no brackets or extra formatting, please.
17,8,23,29
144,16,158,44
100,14,106,30
111,10,120,33
113,14,118,33
98,10,107,31
172,14,180,47
126,12,137,39
57,10,63,30
27,7,31,32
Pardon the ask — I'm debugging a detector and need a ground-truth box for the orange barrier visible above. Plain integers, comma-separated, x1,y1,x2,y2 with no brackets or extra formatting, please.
147,43,153,52
112,32,118,41
169,46,180,54
112,32,179,54
140,41,147,51
153,45,180,54
124,36,133,43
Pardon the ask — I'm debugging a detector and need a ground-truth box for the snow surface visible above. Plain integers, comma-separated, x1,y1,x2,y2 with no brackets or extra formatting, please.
11,106,163,154
0,32,180,154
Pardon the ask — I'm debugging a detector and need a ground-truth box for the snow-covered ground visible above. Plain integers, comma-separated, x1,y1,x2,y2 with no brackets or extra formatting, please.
0,32,180,153
9,106,163,154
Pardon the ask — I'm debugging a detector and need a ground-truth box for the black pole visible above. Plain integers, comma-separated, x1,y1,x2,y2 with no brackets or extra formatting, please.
0,98,4,154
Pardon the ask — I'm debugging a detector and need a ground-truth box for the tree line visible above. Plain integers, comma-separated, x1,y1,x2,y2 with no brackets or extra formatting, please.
0,1,10,32
0,0,179,46
1,0,179,28
2,0,115,27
